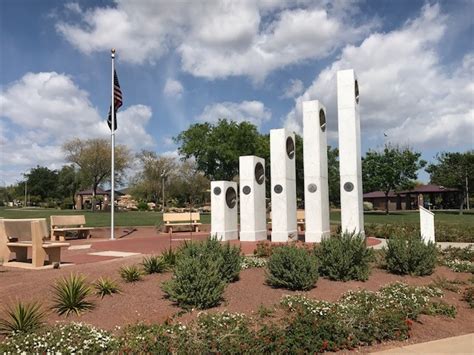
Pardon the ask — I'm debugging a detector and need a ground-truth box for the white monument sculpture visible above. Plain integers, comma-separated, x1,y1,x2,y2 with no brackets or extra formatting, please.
419,206,435,244
270,128,297,242
211,181,238,241
239,156,267,241
303,100,330,242
337,69,364,235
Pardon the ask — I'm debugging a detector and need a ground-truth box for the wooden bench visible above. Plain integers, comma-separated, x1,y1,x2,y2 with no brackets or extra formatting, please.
50,215,93,241
0,219,69,268
267,210,305,231
163,212,201,233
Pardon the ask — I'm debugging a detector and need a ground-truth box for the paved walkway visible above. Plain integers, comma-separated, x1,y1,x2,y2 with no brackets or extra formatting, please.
373,333,474,354
371,238,474,250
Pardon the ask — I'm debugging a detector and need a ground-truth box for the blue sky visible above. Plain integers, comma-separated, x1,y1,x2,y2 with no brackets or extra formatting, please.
1,0,473,186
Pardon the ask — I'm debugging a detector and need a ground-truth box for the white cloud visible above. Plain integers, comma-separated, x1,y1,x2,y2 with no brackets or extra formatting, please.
281,79,304,98
163,78,183,98
0,72,154,184
285,4,474,149
55,0,374,81
198,100,271,126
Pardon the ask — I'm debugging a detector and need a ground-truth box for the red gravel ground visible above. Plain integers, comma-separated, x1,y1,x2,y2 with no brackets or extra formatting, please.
0,228,471,353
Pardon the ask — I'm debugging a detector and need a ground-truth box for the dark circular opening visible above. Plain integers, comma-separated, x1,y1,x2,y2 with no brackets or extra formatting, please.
242,186,251,195
286,137,295,160
355,80,359,104
274,184,283,194
319,109,326,132
213,187,221,196
308,183,317,193
225,187,237,208
254,162,264,185
344,182,354,192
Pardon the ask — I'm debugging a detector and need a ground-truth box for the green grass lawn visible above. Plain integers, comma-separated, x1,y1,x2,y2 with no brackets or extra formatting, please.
1,207,472,228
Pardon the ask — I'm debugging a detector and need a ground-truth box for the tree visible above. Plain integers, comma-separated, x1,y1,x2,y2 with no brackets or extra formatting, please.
426,151,474,213
362,144,426,214
63,138,131,211
57,165,80,207
168,160,210,207
174,119,267,180
24,166,59,202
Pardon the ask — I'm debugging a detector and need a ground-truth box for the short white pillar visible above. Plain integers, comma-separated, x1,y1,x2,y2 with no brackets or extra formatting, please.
419,206,435,244
337,69,364,235
270,128,297,242
211,181,238,241
303,100,330,242
239,156,267,241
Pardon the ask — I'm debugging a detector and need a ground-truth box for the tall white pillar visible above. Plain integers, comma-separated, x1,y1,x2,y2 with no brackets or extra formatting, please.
211,181,238,241
239,156,267,241
303,100,330,242
419,206,435,244
337,69,364,235
270,128,297,242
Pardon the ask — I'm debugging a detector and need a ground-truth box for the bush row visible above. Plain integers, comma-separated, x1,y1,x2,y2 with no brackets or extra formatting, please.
0,283,455,353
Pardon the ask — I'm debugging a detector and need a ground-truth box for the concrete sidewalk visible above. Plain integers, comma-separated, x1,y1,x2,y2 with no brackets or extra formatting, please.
373,333,473,354
370,238,473,250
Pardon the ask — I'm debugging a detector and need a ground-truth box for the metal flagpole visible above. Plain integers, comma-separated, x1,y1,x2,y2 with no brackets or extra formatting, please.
110,48,116,240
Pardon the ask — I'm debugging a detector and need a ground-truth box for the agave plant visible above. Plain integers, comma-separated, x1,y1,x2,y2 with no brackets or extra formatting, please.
141,255,168,274
52,273,94,316
93,277,121,298
160,247,178,268
0,301,46,334
119,265,143,282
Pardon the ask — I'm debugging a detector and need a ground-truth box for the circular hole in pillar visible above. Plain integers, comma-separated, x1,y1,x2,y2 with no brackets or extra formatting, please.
242,185,251,195
213,187,221,195
274,184,283,194
286,137,295,160
355,80,359,104
225,187,237,208
254,162,264,185
344,182,354,192
319,109,326,132
308,183,317,193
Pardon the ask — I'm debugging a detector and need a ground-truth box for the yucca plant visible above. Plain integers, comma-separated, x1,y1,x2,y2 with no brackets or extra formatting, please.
119,265,143,282
51,273,94,316
93,277,121,298
161,247,177,268
0,301,46,334
142,255,168,274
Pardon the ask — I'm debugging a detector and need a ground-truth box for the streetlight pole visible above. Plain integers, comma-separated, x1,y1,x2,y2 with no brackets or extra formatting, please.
161,170,167,212
24,180,27,207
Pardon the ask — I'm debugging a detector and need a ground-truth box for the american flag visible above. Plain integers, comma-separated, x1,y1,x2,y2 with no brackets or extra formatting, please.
107,70,123,131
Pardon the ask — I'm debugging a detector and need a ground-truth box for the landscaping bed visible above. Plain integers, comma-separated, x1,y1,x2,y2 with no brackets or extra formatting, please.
0,238,473,353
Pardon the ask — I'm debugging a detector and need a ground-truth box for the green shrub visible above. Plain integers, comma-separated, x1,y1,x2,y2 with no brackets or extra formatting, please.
51,274,94,316
439,246,474,273
384,234,437,276
142,255,168,274
161,251,226,309
137,201,149,211
254,241,273,257
0,301,46,335
161,247,178,268
463,287,474,308
119,265,143,282
266,244,318,290
118,323,171,353
93,277,121,298
0,322,117,353
316,233,373,281
219,242,242,282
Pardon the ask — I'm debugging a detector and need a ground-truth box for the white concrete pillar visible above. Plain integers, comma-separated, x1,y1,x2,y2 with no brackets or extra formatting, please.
239,156,267,241
303,100,330,242
337,69,364,235
270,128,297,242
419,206,435,244
211,181,238,241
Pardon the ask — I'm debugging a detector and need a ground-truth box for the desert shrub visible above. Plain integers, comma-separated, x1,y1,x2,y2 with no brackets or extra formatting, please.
439,246,474,273
241,256,267,269
51,273,94,316
254,241,273,257
93,277,121,298
0,322,117,353
118,323,171,353
162,251,226,309
266,244,318,290
463,287,474,308
384,234,437,276
219,242,242,282
161,247,178,267
430,276,465,293
142,255,168,274
119,265,143,282
137,201,149,211
316,233,373,281
0,301,46,335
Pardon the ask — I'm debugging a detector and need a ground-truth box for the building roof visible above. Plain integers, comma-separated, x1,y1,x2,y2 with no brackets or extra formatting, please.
364,184,459,199
76,188,107,195
363,191,398,198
